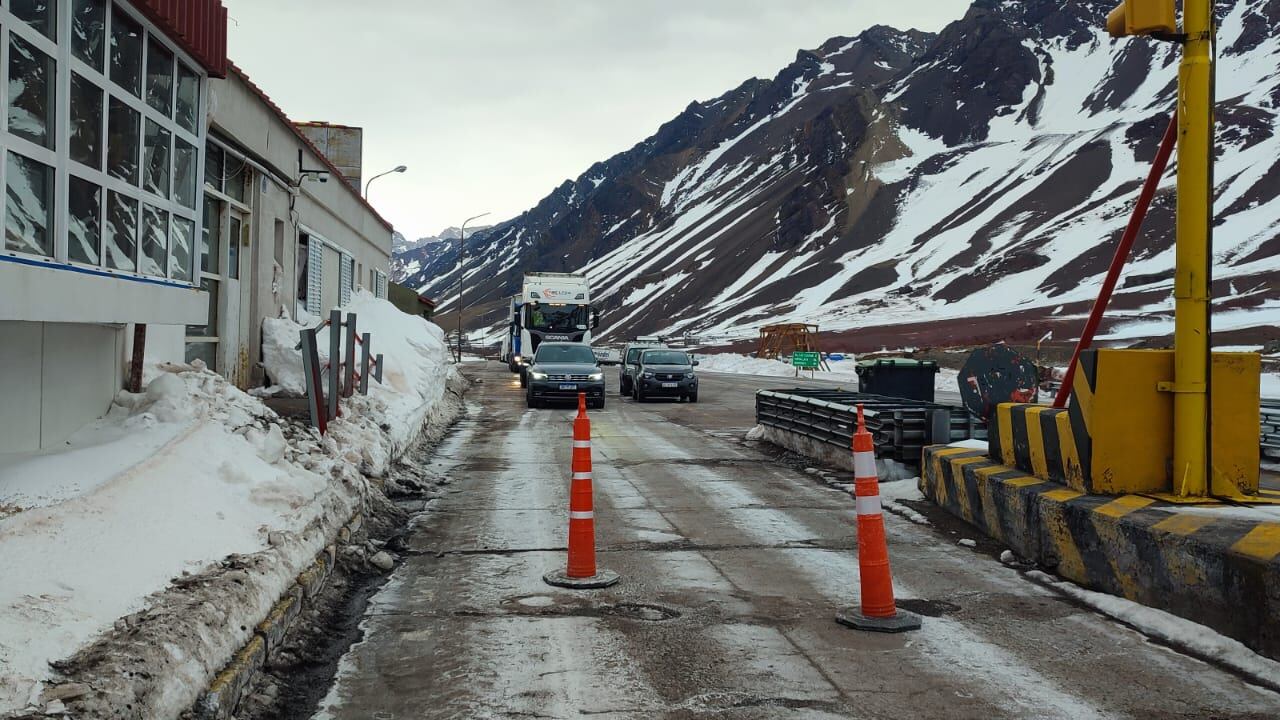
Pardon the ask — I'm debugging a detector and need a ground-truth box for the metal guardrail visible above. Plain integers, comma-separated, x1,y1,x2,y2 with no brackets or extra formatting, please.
755,389,987,466
1263,399,1280,462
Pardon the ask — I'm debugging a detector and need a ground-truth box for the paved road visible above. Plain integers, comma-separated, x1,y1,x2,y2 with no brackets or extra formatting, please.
313,363,1280,719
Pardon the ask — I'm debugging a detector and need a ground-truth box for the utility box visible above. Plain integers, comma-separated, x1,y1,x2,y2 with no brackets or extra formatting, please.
855,359,940,402
295,122,363,191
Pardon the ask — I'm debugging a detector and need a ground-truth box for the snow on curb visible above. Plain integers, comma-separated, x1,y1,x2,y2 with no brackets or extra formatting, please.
1025,570,1280,692
0,293,465,719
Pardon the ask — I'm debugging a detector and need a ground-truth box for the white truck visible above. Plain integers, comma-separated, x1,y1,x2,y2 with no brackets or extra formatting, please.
503,272,599,375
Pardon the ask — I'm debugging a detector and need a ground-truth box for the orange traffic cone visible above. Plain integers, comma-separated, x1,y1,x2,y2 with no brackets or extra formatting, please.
544,393,620,589
836,403,921,632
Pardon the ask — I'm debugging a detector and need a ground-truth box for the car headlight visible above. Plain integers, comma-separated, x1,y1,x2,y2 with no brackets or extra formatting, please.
589,372,603,381
513,355,522,363
642,372,654,379
530,371,548,380
685,372,696,379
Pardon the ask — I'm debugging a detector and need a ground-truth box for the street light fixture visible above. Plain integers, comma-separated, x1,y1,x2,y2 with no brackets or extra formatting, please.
364,165,407,198
456,212,491,362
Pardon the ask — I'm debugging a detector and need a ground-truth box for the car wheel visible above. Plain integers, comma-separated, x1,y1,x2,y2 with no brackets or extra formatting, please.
636,385,646,403
526,392,536,408
689,391,699,403
593,396,605,410
520,371,528,388
619,379,628,396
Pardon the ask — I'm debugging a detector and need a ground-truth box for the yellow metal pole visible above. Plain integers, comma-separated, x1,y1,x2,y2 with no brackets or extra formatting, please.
1171,0,1214,496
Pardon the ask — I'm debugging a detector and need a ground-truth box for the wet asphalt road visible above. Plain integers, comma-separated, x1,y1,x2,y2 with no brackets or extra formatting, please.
311,363,1280,719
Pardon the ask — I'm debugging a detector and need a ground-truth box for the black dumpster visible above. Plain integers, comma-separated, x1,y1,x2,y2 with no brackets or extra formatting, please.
854,359,940,402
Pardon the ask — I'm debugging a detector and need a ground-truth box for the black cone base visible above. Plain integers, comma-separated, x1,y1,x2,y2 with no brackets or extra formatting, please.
543,568,620,589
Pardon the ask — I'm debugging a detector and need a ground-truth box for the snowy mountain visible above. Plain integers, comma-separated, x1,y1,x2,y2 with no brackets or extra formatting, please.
391,226,492,286
399,0,1280,348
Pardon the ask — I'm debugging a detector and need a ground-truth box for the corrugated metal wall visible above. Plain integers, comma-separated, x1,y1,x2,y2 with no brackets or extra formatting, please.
134,0,229,77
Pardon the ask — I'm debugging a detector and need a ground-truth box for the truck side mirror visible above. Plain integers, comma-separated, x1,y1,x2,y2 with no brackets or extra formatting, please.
692,360,699,366
591,309,600,330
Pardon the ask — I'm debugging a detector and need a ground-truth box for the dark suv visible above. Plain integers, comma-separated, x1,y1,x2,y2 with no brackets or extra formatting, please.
619,341,665,396
525,342,607,409
632,349,699,403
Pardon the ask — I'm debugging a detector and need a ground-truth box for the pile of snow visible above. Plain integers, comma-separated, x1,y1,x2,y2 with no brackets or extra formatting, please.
264,290,459,454
0,292,465,716
693,352,861,381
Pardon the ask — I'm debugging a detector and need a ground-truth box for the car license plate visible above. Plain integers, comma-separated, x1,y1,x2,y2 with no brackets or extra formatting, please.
661,382,678,388
559,384,577,390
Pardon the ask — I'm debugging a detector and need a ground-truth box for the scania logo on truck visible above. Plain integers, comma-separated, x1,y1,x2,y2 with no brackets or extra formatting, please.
545,334,572,341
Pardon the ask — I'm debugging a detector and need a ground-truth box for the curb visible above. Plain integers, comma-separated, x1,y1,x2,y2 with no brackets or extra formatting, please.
190,514,362,720
922,446,1280,660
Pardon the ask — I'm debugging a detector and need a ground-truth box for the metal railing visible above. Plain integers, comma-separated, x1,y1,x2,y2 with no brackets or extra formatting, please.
1263,399,1280,462
755,389,987,465
300,309,385,434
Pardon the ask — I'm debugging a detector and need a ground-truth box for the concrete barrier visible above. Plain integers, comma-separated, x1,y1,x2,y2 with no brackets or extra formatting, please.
923,446,1280,660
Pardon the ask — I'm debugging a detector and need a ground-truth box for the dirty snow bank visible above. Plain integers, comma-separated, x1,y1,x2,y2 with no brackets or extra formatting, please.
0,293,465,718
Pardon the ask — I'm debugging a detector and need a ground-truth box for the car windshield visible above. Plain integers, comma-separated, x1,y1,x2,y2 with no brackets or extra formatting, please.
525,304,589,332
641,351,691,365
535,344,597,364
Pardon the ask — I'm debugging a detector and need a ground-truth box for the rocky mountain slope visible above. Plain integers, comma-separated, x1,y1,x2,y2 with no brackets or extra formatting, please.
391,226,491,282
397,0,1280,348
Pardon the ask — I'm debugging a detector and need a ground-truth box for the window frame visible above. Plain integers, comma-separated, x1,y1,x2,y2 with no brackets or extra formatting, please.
0,0,207,288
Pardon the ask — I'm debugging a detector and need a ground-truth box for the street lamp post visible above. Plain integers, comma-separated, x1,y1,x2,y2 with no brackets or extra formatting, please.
364,165,407,198
456,212,491,362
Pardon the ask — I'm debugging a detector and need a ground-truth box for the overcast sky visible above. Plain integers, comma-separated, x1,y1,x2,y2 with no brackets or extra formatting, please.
221,1,970,240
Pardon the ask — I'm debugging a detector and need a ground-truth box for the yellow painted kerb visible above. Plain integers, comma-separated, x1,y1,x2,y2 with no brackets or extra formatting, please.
1094,495,1157,519
1024,406,1050,480
1231,524,1280,562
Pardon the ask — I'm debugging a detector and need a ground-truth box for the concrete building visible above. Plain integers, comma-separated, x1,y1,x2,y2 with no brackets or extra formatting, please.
162,65,393,387
0,0,228,452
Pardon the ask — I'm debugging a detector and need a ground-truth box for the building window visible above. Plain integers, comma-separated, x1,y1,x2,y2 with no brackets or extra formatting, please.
68,175,102,264
2,0,206,285
70,72,103,167
104,190,136,270
13,0,58,41
9,34,56,149
5,151,54,255
72,0,107,69
109,5,141,96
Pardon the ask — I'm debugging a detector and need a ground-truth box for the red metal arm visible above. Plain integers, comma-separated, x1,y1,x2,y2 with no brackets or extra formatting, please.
1054,110,1179,408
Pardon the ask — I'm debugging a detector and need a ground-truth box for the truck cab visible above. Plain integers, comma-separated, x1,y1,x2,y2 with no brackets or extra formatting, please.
513,273,600,382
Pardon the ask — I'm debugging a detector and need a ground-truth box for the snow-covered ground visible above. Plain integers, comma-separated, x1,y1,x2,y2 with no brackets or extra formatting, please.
694,352,965,396
693,352,859,380
0,292,464,716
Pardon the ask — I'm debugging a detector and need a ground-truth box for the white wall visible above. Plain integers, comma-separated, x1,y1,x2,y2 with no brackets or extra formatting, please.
0,322,123,453
201,70,394,386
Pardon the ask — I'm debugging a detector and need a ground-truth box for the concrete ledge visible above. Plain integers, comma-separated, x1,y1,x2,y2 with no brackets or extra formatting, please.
193,635,266,720
254,586,304,654
922,446,1280,660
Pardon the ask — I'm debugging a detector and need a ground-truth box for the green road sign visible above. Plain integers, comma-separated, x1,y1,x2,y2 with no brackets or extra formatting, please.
792,351,821,369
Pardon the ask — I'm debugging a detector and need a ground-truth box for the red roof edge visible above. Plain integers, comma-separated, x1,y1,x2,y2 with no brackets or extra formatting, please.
132,0,229,78
226,62,396,236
